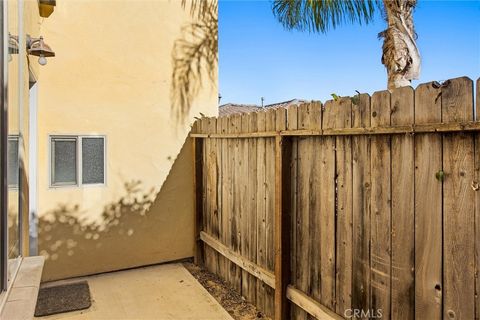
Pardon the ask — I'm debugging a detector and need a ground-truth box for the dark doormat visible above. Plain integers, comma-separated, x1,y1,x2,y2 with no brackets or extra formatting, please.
34,281,92,317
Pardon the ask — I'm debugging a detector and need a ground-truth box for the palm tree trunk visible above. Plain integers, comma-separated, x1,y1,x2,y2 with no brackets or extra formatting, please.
380,0,420,90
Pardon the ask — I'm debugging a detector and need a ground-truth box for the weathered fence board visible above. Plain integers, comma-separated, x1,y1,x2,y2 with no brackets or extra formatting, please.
414,81,443,320
195,76,480,320
294,103,312,320
231,114,242,292
308,103,323,320
219,117,227,283
247,112,258,305
442,77,475,320
308,103,322,320
204,117,217,274
200,231,275,288
256,110,268,314
193,120,204,266
286,104,304,320
334,98,353,315
319,101,336,311
240,113,250,302
287,286,343,320
475,78,480,320
351,93,371,319
265,109,276,317
223,115,234,288
370,90,392,319
191,121,480,138
390,86,415,320
211,118,220,274
274,107,292,320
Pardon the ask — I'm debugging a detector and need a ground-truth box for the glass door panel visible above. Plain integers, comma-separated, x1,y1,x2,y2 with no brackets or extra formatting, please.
6,0,21,285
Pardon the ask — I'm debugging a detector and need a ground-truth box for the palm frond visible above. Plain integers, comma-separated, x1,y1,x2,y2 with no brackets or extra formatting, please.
181,0,218,21
171,1,218,122
272,0,381,33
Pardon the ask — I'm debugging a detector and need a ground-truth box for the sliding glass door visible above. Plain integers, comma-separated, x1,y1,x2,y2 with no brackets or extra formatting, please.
7,0,21,286
0,0,23,293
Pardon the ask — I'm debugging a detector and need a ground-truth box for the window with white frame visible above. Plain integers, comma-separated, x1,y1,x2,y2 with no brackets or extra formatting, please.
50,136,105,187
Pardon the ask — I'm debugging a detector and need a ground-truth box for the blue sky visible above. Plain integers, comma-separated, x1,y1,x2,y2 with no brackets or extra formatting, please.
219,0,480,105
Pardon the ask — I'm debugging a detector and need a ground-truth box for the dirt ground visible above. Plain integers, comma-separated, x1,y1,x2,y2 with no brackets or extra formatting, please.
183,263,270,320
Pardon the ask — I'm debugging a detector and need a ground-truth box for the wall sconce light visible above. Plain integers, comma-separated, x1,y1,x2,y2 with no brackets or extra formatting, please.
8,34,19,62
8,34,19,55
27,36,55,66
7,34,55,66
38,0,56,18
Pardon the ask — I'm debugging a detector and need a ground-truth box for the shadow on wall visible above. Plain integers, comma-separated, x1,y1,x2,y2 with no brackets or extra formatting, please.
171,0,218,122
39,138,196,282
38,180,156,263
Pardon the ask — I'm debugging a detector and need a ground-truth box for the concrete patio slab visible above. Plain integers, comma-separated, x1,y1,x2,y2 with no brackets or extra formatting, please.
35,263,233,320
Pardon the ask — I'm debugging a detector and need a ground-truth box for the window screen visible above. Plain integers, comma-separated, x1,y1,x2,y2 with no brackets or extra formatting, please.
51,138,77,185
7,137,19,187
82,137,105,184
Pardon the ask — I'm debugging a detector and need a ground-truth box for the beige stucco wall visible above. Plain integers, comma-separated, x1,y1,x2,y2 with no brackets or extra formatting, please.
37,0,217,281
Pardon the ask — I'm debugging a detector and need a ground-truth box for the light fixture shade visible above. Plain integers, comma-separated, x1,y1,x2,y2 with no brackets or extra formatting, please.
8,34,18,54
28,37,55,57
38,0,56,17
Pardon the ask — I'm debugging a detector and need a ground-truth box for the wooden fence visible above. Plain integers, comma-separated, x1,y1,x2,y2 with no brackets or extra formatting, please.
191,77,480,320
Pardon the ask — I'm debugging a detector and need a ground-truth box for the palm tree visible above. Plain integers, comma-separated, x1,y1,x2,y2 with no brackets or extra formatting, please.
272,0,420,90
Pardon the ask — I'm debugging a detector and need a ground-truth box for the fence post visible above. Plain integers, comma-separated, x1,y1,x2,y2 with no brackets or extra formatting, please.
193,134,204,266
274,135,292,320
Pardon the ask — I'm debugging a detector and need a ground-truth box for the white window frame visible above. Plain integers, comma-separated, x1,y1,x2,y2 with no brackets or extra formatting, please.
49,135,106,188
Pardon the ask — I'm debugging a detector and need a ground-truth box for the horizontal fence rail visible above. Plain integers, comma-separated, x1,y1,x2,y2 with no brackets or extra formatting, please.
190,121,480,138
192,77,480,320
